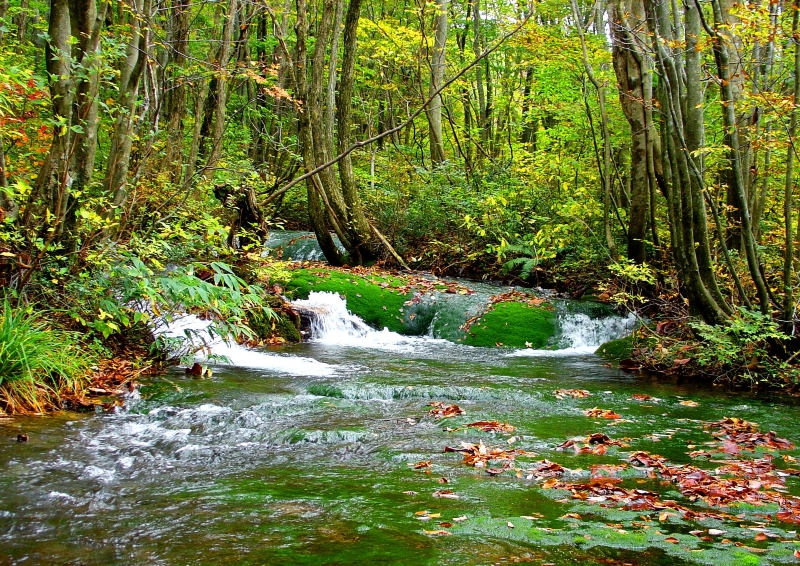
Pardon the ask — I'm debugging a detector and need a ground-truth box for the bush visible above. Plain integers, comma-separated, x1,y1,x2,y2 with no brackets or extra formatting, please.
0,301,94,414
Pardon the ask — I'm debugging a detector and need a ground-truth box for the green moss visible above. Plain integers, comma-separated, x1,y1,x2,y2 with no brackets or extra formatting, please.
247,304,301,343
595,335,634,360
285,269,411,333
461,301,556,348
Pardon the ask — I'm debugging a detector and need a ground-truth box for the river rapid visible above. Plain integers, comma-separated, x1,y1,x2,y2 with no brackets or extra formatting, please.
2,291,800,565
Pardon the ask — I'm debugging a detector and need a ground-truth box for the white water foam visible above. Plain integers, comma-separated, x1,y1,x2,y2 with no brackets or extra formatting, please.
292,291,447,351
158,314,334,376
508,312,638,357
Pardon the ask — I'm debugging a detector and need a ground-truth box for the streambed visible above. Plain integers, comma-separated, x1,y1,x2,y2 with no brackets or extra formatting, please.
2,295,800,565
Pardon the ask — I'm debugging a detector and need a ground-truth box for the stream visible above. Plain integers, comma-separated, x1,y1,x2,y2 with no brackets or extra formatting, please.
3,278,800,564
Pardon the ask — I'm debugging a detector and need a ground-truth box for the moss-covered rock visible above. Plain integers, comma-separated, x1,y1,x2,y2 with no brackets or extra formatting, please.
248,298,301,343
461,301,556,349
595,335,634,360
285,269,412,333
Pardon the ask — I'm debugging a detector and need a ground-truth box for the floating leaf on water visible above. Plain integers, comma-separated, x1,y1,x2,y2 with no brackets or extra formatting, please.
507,521,515,528
554,389,591,399
632,393,657,401
664,536,679,544
413,460,431,469
679,400,699,407
428,402,465,419
452,516,468,522
403,491,418,496
467,420,516,434
433,489,459,499
437,477,449,484
438,522,454,528
584,407,621,419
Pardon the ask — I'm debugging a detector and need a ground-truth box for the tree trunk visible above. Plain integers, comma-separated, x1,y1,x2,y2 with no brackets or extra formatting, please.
610,0,649,264
106,0,151,212
427,0,447,165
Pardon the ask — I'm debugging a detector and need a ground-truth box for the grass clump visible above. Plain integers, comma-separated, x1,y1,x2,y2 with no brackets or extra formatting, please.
461,301,556,348
0,301,95,414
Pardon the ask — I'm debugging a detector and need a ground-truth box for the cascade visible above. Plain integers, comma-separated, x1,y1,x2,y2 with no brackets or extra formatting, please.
293,291,636,354
157,315,334,376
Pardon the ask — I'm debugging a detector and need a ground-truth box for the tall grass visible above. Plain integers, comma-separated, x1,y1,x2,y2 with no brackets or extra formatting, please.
0,301,93,414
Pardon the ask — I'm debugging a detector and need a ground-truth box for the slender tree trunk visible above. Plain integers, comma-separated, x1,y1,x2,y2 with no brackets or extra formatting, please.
572,0,617,259
610,0,649,264
783,2,799,332
106,0,151,211
707,0,772,313
427,0,447,165
203,0,238,178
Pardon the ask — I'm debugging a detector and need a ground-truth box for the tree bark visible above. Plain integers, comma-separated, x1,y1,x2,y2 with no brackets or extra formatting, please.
427,0,447,165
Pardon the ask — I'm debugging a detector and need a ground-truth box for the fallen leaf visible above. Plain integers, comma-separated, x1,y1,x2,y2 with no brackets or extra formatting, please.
428,402,465,419
507,521,515,528
554,389,591,399
423,529,451,536
679,400,699,407
438,522,454,528
584,407,621,419
433,490,459,500
665,537,679,544
452,516,468,522
467,420,516,434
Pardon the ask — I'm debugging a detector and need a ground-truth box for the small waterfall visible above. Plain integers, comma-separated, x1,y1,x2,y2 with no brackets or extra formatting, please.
293,291,636,356
291,292,443,351
509,310,638,357
157,315,334,376
555,311,637,350
292,291,373,341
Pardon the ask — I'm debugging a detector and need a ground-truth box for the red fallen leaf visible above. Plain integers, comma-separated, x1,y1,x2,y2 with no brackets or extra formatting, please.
794,549,800,559
584,407,621,419
423,529,452,536
444,440,535,467
722,440,740,455
673,358,692,366
438,522,454,528
706,417,759,433
528,460,566,478
632,393,653,401
428,402,465,419
664,537,679,544
437,477,449,484
414,461,431,469
754,532,768,542
467,420,516,434
592,445,608,455
777,511,800,524
554,389,591,399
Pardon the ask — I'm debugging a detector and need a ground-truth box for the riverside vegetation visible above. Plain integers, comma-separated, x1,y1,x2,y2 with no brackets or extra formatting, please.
0,2,799,400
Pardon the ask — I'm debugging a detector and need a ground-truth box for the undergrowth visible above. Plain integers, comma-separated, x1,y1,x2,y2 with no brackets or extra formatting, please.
0,301,95,414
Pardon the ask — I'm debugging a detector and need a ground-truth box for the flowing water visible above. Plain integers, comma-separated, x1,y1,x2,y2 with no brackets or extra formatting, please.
2,292,800,565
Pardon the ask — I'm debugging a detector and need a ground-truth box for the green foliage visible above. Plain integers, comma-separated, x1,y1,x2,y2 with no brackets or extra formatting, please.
0,300,94,413
461,302,556,349
65,254,272,358
690,308,789,376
